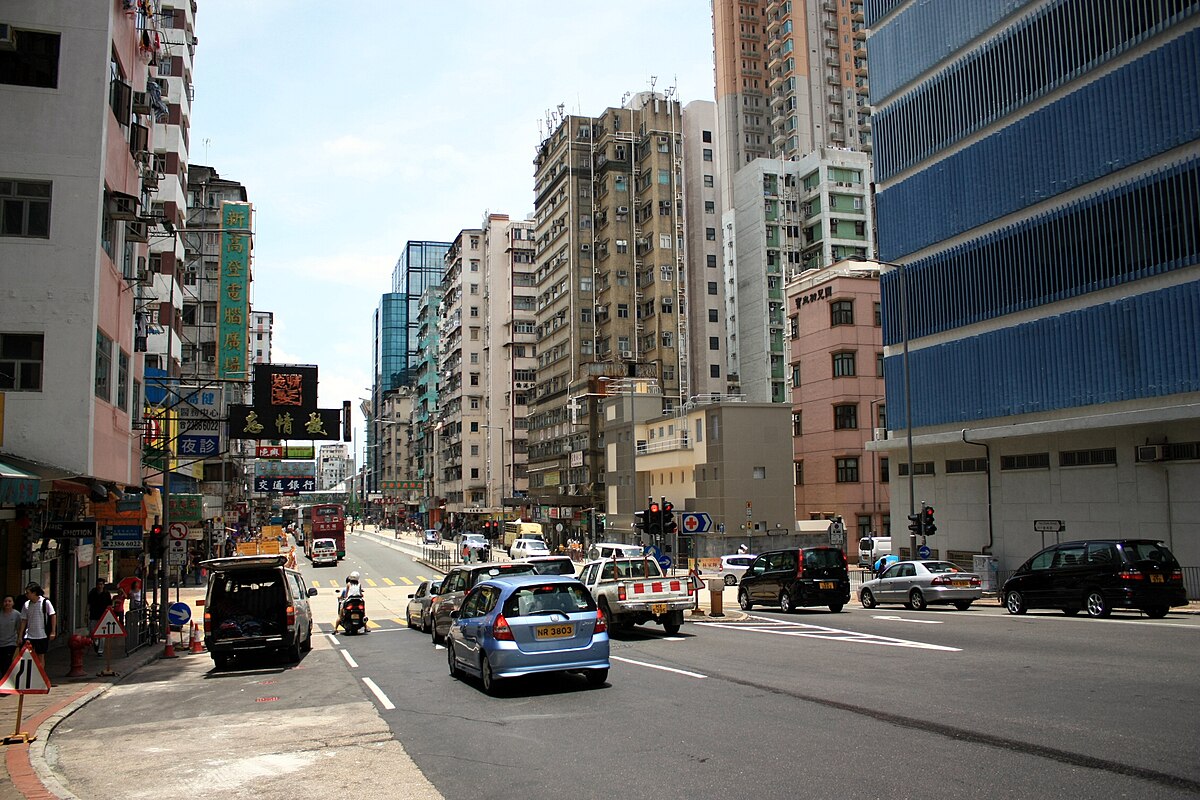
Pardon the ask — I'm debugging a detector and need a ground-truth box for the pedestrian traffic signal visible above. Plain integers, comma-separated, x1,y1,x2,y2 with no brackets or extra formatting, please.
149,524,165,558
907,513,921,537
922,506,936,536
661,500,677,536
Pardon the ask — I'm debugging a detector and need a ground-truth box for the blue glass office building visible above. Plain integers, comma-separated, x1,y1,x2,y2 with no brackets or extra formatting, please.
868,2,1199,567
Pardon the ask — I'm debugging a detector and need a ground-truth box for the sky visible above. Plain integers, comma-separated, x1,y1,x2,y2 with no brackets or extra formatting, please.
189,1,718,454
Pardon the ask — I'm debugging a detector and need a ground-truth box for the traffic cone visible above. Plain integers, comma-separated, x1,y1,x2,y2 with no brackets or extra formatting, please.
189,622,204,653
163,635,177,659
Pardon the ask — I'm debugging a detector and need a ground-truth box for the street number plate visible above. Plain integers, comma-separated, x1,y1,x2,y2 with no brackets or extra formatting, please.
651,603,668,615
819,582,835,590
535,624,574,639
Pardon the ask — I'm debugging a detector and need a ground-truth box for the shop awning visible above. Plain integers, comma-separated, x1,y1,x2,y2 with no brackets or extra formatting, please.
0,459,40,505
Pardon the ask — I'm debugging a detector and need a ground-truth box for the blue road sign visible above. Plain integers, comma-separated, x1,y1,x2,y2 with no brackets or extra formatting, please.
918,544,931,558
168,602,192,627
680,512,712,533
645,545,672,571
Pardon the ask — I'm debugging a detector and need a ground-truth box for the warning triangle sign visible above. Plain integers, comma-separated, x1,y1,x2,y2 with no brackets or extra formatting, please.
90,607,127,639
0,643,52,695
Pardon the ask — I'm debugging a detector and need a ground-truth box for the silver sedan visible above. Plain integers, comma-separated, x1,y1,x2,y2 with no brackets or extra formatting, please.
859,560,982,611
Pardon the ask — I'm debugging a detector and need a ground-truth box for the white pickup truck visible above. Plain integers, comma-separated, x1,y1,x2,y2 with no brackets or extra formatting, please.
579,557,695,635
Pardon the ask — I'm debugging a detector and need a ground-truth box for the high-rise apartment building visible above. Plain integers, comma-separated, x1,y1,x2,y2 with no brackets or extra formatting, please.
726,148,874,403
318,443,351,490
412,285,443,528
868,2,1199,566
438,229,487,517
525,93,685,536
481,213,537,513
249,311,273,364
712,0,871,209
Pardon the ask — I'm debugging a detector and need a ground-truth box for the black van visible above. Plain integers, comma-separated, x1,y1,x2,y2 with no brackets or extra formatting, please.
1002,539,1187,618
738,546,850,613
202,554,318,667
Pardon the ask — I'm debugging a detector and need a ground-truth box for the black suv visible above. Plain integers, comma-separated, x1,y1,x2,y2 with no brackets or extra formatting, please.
1002,539,1187,619
738,546,850,613
430,562,537,642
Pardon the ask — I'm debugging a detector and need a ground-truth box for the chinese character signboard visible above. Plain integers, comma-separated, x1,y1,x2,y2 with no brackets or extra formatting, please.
253,365,317,414
229,406,340,441
217,201,252,380
253,476,318,493
168,494,203,523
254,461,316,479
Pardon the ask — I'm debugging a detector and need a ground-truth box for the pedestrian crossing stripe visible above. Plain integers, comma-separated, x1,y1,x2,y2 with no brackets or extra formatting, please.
382,578,396,586
399,577,414,585
365,579,378,587
310,576,434,589
0,643,52,695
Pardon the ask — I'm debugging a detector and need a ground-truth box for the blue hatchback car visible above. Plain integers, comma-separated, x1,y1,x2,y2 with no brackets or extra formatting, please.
446,574,610,694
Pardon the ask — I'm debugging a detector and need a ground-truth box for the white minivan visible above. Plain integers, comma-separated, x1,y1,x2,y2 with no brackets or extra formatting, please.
311,538,338,567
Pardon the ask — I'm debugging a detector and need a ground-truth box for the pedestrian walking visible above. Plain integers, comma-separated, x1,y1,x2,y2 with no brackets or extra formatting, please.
16,584,56,669
0,594,21,670
462,542,472,564
86,578,113,655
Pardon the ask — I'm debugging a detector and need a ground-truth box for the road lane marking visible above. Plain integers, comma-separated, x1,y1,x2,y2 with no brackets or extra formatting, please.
700,616,961,651
362,677,395,710
400,577,416,585
310,580,320,588
611,656,706,678
328,580,340,588
366,619,381,629
366,578,379,587
340,650,359,668
957,612,1200,630
872,615,944,624
327,634,340,645
383,578,396,586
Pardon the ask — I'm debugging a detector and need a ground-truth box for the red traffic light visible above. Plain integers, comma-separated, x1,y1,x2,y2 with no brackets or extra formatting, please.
648,502,660,513
151,524,163,536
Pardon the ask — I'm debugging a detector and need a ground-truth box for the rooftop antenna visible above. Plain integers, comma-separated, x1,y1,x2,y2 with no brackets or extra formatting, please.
649,75,657,93
621,91,631,107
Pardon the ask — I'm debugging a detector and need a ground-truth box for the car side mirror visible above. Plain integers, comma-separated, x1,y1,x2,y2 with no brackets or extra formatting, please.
307,588,318,597
449,610,460,619
408,593,415,599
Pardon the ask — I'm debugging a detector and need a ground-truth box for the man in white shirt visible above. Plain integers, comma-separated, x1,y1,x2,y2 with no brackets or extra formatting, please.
17,583,56,668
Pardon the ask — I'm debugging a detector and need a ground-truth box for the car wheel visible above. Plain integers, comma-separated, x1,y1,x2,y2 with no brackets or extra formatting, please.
663,617,682,636
828,603,844,613
406,612,416,630
1145,605,1169,619
909,589,927,611
1084,590,1111,618
738,589,753,611
301,623,314,651
431,622,444,645
422,611,432,634
447,643,460,678
779,591,796,613
481,655,500,696
860,588,877,609
287,637,302,663
586,668,608,687
953,601,972,611
723,574,737,586
1005,590,1027,615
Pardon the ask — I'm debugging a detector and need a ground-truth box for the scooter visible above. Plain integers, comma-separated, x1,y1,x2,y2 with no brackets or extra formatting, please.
339,595,367,635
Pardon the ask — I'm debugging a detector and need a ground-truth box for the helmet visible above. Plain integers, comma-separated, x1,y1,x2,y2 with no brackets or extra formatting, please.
349,571,360,581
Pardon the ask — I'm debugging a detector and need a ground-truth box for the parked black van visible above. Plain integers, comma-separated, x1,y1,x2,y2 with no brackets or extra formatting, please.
738,546,850,613
203,554,318,668
1002,539,1187,619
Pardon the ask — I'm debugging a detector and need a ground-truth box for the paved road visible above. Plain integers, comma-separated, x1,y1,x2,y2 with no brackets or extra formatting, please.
42,532,1200,799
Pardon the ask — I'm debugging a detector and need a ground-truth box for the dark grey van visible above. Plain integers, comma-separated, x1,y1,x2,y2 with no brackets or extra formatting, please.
738,546,850,613
202,554,318,668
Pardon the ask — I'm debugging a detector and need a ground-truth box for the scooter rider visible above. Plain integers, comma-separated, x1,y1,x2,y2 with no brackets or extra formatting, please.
334,571,368,634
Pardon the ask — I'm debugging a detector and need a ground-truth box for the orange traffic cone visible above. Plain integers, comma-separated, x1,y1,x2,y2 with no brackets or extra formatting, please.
190,623,204,653
163,634,177,659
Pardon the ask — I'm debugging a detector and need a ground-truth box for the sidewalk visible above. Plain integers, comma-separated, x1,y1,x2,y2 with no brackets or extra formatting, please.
0,586,208,800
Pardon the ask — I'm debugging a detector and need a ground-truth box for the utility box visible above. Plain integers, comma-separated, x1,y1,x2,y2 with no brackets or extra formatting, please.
973,555,1001,593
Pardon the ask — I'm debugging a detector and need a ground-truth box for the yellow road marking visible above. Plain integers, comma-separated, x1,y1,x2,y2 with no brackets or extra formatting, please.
328,580,340,588
366,578,378,587
366,619,380,628
383,578,396,586
310,580,320,588
398,577,414,585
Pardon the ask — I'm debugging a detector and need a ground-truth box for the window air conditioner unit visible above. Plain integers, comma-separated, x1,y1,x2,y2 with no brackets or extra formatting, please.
1135,445,1163,463
873,427,887,442
617,206,629,215
580,243,591,251
132,90,152,114
619,350,633,360
108,194,138,220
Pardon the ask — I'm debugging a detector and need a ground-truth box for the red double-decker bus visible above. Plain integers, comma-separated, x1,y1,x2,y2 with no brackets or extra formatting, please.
303,503,346,560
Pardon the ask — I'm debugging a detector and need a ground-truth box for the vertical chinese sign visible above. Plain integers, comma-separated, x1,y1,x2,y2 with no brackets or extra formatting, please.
218,201,252,380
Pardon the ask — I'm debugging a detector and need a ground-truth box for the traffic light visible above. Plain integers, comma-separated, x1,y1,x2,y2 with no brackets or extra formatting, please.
661,499,677,536
922,506,936,536
907,513,921,537
149,524,165,558
646,501,662,537
633,510,648,535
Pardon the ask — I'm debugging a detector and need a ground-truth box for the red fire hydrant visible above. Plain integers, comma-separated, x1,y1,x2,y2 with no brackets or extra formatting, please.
68,632,92,678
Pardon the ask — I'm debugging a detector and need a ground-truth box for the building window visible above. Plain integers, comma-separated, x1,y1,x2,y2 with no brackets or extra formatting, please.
617,303,629,318
707,254,717,268
0,333,44,391
873,301,882,326
0,28,61,89
791,365,801,387
833,403,858,429
706,227,716,240
469,373,479,386
705,201,715,214
707,281,718,295
795,460,804,485
703,130,712,143
876,351,884,377
836,457,860,483
710,364,720,378
832,351,856,377
897,461,936,476
0,179,52,238
1000,452,1051,470
792,412,802,436
830,299,854,326
708,309,719,322
946,458,988,474
857,515,871,538
116,350,129,409
95,329,113,401
1059,448,1117,467
709,336,720,350
879,457,889,483
703,175,714,188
